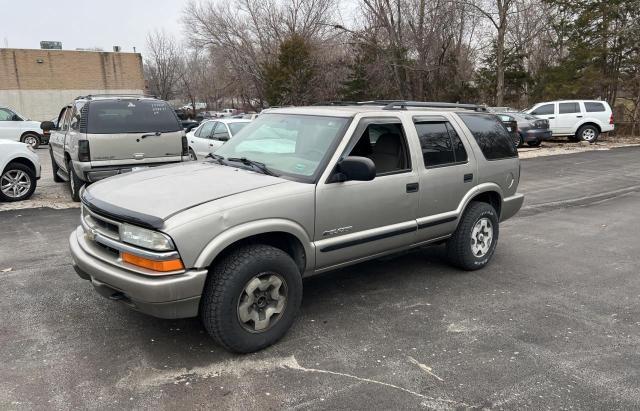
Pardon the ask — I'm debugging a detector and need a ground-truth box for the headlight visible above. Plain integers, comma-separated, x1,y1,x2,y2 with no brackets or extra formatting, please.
119,224,175,251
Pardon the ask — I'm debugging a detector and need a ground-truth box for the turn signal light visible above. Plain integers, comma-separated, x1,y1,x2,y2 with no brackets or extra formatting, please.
121,252,184,272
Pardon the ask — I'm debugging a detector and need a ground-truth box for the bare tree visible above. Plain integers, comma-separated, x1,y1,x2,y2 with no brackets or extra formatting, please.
145,29,183,100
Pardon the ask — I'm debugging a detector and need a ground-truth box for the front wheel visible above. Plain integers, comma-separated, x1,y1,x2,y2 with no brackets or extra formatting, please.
200,244,302,353
527,139,542,147
0,163,37,202
446,202,499,271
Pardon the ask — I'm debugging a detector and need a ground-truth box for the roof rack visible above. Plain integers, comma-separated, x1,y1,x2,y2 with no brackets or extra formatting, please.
381,101,487,111
76,93,158,100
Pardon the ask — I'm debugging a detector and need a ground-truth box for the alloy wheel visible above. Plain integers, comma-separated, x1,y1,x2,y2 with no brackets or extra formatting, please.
1,169,32,199
23,135,38,148
237,272,288,332
470,217,493,258
582,128,596,142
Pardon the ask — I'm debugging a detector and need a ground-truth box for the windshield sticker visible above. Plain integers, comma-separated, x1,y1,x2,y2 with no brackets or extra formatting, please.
294,163,307,172
127,102,136,108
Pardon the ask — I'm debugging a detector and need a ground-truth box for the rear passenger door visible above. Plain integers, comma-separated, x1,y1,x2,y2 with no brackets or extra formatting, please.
411,115,478,242
314,116,419,270
556,102,581,134
190,121,216,158
50,107,71,170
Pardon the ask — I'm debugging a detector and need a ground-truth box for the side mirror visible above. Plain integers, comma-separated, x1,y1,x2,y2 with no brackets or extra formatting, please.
333,156,376,182
12,114,22,121
40,121,56,131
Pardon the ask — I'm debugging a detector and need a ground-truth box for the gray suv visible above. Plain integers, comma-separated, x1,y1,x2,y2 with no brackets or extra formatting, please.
42,95,187,201
69,101,524,353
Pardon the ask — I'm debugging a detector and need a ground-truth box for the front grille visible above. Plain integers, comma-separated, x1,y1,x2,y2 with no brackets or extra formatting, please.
82,205,121,240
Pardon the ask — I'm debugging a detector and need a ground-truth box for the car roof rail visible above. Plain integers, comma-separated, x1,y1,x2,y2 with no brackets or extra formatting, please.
77,93,158,100
380,101,487,111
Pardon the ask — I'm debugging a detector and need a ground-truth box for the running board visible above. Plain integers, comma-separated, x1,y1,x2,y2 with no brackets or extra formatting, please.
57,168,70,182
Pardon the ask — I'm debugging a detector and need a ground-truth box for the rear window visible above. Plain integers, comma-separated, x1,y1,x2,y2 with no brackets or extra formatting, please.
458,113,517,160
585,102,606,112
86,100,181,134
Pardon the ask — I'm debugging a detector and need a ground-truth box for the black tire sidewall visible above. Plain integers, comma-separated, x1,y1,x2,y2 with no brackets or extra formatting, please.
68,162,82,202
0,163,36,202
447,202,499,270
201,245,302,353
527,139,541,147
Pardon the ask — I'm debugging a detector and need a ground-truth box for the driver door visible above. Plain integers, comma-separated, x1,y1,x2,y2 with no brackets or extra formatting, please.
314,116,419,270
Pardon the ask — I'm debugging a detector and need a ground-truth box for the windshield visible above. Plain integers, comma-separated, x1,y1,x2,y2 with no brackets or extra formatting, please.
87,99,181,134
214,113,350,180
228,122,249,135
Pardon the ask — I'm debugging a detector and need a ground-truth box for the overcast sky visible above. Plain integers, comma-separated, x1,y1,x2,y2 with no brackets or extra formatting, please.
1,0,186,56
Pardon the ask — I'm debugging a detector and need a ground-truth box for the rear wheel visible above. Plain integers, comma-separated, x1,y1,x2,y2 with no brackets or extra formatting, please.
21,133,40,149
446,202,499,271
200,244,302,353
188,148,197,161
517,133,524,148
0,163,36,202
577,125,599,143
67,161,83,202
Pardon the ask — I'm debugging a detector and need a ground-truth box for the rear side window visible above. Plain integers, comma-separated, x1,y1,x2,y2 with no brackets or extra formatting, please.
415,121,468,167
585,102,606,112
531,104,554,115
458,113,517,160
86,100,181,134
559,102,579,114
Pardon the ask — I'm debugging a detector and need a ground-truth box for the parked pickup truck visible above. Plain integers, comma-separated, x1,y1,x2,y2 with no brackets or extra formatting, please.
41,95,188,201
69,101,524,353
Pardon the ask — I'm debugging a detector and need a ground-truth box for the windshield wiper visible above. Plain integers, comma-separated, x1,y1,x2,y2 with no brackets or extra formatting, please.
227,157,278,176
205,153,226,165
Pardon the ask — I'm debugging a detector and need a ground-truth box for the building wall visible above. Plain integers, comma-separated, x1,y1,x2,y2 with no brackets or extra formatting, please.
0,49,145,120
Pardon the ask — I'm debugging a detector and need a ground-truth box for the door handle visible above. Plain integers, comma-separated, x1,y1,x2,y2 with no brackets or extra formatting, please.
464,173,473,183
576,115,583,118
548,116,555,119
406,182,419,193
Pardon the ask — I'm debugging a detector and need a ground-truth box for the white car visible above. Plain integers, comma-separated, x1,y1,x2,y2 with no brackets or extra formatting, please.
0,140,41,202
186,118,251,160
525,100,614,143
0,107,49,149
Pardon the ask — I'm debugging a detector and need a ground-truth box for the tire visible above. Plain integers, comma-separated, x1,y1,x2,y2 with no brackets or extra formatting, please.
446,202,499,271
0,162,37,202
526,139,542,147
67,161,83,202
50,149,63,183
200,244,303,353
577,125,599,143
188,148,197,161
517,133,524,148
21,133,40,149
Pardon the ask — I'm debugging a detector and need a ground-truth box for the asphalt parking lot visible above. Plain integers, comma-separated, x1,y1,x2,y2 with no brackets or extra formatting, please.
1,146,640,409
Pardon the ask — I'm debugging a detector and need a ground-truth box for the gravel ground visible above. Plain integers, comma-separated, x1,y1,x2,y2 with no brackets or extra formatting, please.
518,135,640,159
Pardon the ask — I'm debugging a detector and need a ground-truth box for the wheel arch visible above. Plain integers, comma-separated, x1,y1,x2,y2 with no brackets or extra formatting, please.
20,130,41,140
3,156,37,175
194,219,313,275
458,184,503,220
576,121,601,134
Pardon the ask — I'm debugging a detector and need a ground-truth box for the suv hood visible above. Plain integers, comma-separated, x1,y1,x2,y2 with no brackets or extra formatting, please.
82,162,287,228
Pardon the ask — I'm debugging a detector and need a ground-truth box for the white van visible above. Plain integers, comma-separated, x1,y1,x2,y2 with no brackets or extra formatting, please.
525,100,614,142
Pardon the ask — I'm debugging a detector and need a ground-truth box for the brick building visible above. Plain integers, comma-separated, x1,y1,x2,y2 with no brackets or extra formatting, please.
0,48,145,120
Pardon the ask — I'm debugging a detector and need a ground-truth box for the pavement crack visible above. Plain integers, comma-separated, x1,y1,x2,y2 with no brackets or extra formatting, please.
407,356,444,382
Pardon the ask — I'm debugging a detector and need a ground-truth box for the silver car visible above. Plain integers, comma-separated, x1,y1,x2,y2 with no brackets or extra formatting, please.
42,95,187,202
70,102,524,353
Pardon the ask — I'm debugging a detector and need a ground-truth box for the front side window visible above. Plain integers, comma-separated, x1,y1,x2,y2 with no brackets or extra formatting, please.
213,123,230,140
559,102,579,114
86,99,181,134
346,121,410,175
458,113,517,160
215,113,350,181
415,121,468,168
0,108,13,121
531,104,554,116
585,102,605,112
196,121,215,138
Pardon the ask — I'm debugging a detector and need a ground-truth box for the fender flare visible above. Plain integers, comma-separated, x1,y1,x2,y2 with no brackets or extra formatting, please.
194,218,315,271
457,183,504,218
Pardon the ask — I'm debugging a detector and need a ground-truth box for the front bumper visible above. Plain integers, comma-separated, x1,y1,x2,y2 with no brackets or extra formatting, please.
501,193,524,221
523,129,552,142
69,227,208,319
